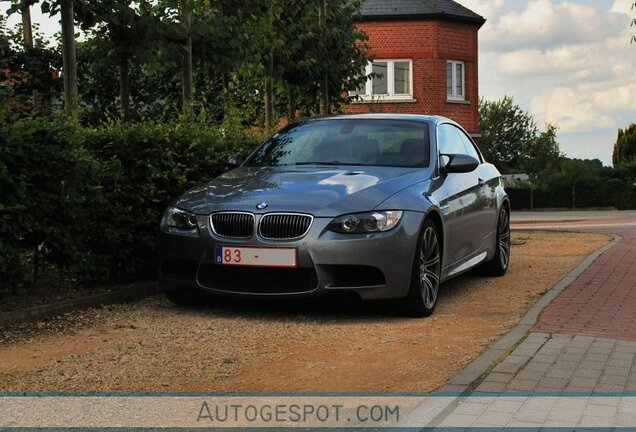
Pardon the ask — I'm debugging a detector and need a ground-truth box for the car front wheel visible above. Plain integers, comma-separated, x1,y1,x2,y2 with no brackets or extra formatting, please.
398,219,442,317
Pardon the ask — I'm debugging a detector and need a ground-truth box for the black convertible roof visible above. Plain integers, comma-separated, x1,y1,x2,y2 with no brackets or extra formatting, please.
360,0,485,26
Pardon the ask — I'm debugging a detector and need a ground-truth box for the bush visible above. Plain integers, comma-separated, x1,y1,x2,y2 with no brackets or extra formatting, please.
0,117,263,291
0,117,106,289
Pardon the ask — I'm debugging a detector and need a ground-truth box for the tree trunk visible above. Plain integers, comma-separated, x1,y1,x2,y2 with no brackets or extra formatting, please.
530,187,534,211
60,0,78,117
264,51,274,132
572,184,576,210
21,4,33,48
181,0,194,116
119,52,131,121
318,0,328,116
21,4,42,112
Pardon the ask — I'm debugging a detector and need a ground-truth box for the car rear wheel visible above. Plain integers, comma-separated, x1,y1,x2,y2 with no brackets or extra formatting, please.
398,219,442,317
481,206,511,276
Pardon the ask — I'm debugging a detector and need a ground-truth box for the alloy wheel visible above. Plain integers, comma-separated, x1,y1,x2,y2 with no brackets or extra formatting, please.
498,209,511,270
419,226,441,309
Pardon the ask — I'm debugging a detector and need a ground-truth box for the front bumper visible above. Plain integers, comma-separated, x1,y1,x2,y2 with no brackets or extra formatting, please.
158,211,423,300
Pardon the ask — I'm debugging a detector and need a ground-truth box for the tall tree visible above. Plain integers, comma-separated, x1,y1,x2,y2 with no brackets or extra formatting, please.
523,122,562,184
27,0,78,116
2,9,62,116
8,1,75,115
72,0,161,121
612,123,636,167
479,96,539,173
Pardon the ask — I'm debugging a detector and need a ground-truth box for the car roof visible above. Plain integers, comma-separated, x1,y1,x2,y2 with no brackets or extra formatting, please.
305,113,454,126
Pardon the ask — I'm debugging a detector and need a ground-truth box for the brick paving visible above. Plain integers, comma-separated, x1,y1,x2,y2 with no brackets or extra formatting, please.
428,334,636,428
477,333,636,393
423,213,636,429
533,225,636,340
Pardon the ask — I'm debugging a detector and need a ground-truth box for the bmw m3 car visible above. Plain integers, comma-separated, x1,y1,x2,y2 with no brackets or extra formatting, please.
158,114,510,317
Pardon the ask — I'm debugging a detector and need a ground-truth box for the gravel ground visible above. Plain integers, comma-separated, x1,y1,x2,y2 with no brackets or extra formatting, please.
0,231,609,392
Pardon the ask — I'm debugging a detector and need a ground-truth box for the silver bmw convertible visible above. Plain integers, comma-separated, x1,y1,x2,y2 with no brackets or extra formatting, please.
159,114,510,317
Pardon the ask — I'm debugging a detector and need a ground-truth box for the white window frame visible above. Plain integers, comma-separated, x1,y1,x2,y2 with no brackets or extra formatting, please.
446,60,465,102
351,59,413,101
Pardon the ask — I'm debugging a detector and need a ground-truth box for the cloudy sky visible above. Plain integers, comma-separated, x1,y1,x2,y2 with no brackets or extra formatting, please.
3,0,635,165
461,0,635,165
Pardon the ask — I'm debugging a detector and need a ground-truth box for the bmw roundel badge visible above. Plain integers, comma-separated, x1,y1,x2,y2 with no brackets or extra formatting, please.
256,202,268,210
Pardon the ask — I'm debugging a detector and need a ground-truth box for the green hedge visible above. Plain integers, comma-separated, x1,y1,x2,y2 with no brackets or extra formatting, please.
0,118,263,290
0,117,107,286
507,182,636,210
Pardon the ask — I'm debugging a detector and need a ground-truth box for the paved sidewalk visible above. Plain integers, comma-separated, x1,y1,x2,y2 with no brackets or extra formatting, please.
512,210,636,224
417,211,636,429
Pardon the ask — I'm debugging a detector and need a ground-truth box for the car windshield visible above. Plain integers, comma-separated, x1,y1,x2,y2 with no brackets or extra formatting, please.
245,119,430,168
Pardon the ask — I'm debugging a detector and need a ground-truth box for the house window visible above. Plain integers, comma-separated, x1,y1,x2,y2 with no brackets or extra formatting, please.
446,60,465,101
351,59,413,100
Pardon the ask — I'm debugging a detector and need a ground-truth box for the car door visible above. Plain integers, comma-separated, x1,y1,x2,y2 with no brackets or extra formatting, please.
455,126,499,248
437,123,491,267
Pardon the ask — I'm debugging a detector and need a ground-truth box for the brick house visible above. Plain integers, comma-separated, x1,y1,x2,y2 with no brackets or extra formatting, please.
347,0,485,142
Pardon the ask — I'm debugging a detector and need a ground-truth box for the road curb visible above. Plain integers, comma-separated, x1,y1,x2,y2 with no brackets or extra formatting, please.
511,219,584,225
0,282,159,329
402,233,621,427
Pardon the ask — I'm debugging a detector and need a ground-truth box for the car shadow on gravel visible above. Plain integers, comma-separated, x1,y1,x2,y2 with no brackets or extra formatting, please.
165,292,395,322
161,274,477,322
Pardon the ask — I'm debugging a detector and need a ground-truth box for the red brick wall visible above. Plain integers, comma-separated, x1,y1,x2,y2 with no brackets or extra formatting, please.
347,19,481,139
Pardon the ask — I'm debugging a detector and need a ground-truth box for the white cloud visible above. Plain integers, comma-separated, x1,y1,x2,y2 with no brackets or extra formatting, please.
497,45,600,77
532,78,636,132
474,0,635,164
480,0,627,51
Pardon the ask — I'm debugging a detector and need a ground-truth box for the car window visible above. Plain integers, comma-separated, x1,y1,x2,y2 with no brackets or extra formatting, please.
438,124,466,155
454,126,481,162
245,119,430,168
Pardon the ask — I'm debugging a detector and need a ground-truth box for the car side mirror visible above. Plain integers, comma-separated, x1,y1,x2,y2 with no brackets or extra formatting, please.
440,153,479,174
225,153,246,168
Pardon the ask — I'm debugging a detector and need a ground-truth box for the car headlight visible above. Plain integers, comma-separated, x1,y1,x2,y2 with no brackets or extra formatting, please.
329,211,403,234
163,206,198,230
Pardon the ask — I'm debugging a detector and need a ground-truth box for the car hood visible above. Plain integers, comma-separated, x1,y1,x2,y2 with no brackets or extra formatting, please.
176,165,431,217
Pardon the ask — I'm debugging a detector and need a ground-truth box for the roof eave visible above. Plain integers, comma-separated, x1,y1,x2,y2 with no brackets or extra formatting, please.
357,13,486,28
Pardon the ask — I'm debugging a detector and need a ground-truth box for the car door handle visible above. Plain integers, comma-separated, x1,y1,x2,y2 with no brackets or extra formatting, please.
478,178,486,186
